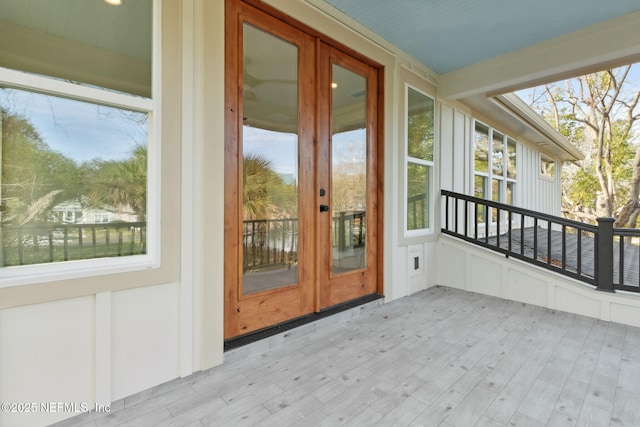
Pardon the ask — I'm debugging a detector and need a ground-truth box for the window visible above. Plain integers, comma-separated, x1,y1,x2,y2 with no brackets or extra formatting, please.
473,121,517,220
0,0,154,274
405,86,434,234
541,155,555,179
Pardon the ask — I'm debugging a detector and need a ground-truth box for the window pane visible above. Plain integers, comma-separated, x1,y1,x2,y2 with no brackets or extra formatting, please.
507,138,517,179
407,162,429,230
474,174,487,222
0,0,152,97
407,87,434,161
0,87,148,267
474,122,489,173
507,182,515,205
242,24,299,294
541,156,555,177
331,64,367,275
492,131,504,177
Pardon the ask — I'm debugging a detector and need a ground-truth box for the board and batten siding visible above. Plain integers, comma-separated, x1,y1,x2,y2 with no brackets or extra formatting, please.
438,102,562,217
518,143,562,216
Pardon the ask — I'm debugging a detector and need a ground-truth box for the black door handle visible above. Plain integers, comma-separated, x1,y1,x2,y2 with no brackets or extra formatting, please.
320,205,329,212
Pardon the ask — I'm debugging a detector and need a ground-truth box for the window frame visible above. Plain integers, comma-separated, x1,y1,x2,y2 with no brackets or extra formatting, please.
473,120,518,216
403,83,436,240
0,2,160,288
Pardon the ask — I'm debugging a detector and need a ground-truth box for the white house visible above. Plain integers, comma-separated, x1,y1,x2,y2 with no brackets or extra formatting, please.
1,1,640,426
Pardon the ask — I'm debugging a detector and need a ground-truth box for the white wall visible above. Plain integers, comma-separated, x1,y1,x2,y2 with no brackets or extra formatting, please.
0,297,95,427
438,101,563,216
0,283,182,427
519,143,562,216
437,235,640,328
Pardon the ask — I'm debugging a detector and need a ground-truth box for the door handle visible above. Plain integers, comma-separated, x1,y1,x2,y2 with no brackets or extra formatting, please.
320,204,329,212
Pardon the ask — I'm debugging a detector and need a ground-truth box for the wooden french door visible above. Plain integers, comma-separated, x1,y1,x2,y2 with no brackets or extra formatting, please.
317,43,379,308
224,0,380,339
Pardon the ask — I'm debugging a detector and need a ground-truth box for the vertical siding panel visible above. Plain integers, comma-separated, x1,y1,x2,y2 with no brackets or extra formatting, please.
453,110,467,194
440,105,454,191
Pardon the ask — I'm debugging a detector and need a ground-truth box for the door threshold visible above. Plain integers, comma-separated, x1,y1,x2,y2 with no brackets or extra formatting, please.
224,293,383,351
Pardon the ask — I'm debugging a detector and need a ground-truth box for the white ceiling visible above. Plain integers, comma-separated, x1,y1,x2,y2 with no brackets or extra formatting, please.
323,0,640,74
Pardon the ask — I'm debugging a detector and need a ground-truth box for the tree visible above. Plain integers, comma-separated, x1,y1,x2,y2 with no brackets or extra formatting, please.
1,108,82,224
86,145,148,220
522,65,640,226
242,153,296,220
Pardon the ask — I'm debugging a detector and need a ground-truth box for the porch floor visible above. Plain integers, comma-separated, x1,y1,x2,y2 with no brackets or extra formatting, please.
55,286,640,426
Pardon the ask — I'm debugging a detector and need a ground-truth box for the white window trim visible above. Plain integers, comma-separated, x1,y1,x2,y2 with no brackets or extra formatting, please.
473,120,517,204
472,120,519,232
0,1,161,288
404,84,436,239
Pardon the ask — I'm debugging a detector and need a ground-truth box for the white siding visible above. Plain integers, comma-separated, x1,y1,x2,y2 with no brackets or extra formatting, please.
0,297,95,427
437,235,640,328
0,283,182,427
517,143,561,215
438,102,563,215
439,104,471,195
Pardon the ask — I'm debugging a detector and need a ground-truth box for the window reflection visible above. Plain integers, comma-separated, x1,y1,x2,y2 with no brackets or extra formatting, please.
241,23,300,294
0,87,148,266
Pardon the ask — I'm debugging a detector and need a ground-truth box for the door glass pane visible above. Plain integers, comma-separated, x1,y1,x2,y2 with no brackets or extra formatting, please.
242,24,299,294
331,64,367,275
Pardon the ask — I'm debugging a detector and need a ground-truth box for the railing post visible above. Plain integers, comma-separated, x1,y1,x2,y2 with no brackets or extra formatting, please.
596,217,615,292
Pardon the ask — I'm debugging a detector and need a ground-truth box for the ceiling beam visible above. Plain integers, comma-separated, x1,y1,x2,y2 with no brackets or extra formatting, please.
439,10,640,100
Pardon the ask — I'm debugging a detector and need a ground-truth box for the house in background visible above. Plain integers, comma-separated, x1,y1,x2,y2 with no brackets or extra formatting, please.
50,198,139,224
0,0,639,425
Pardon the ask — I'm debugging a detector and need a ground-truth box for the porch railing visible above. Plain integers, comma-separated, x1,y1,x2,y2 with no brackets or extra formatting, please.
1,222,147,267
243,211,366,272
441,190,640,293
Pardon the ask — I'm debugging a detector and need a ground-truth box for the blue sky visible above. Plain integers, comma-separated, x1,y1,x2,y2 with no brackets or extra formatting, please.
243,126,366,184
0,87,147,163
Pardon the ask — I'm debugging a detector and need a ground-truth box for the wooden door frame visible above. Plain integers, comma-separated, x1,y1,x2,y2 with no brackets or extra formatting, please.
224,0,384,339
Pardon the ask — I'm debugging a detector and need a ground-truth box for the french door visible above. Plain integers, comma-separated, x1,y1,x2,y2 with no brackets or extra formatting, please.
224,0,380,339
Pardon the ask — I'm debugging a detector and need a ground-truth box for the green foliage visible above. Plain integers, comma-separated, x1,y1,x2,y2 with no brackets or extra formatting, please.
407,88,434,162
86,145,148,220
1,109,83,224
0,108,148,225
407,110,434,161
524,65,640,222
565,167,599,208
243,153,297,220
407,162,428,229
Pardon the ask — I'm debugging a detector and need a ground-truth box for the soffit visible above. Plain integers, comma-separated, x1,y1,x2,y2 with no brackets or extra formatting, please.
322,0,640,75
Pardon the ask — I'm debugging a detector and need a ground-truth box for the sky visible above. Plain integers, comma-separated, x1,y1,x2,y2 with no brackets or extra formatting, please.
243,126,366,184
0,87,148,163
515,63,640,121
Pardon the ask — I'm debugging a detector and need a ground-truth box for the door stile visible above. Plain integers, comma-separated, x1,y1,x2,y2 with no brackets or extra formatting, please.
224,0,242,338
316,41,332,310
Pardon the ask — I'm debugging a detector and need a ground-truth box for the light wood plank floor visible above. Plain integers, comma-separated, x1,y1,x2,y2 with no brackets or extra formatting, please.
54,287,640,426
